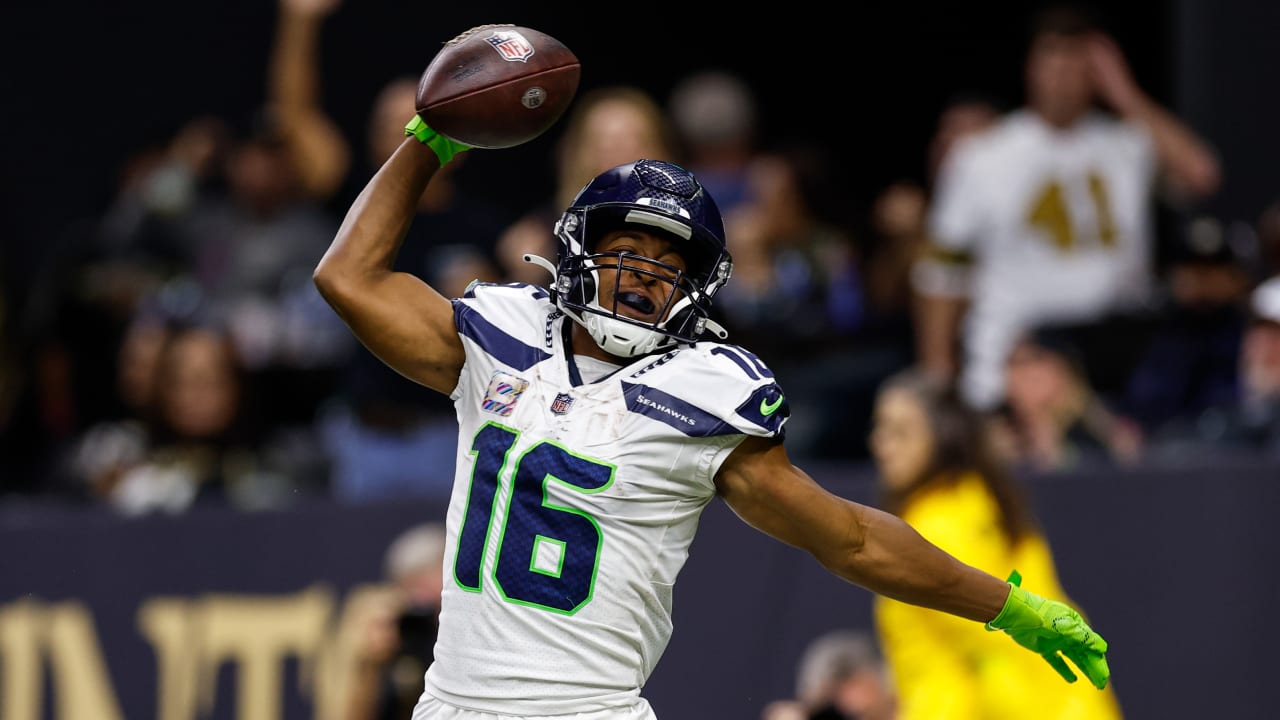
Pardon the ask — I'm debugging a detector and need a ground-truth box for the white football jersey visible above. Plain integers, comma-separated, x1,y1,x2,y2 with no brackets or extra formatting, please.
922,109,1157,408
421,282,788,714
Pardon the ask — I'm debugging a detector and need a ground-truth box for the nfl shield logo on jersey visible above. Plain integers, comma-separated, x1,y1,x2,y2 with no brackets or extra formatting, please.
482,371,529,417
550,392,575,415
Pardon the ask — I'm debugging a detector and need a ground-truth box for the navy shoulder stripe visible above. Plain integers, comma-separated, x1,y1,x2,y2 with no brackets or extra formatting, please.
453,301,551,371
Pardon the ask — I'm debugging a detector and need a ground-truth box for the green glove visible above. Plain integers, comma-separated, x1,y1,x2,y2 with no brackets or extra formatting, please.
404,115,471,166
985,570,1111,690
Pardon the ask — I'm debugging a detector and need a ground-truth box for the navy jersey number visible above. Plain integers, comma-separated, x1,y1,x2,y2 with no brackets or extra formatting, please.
454,422,615,614
711,346,774,380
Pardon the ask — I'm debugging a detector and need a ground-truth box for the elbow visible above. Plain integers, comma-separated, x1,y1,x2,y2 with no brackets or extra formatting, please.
818,507,873,582
312,254,350,309
1174,153,1224,201
1193,159,1223,198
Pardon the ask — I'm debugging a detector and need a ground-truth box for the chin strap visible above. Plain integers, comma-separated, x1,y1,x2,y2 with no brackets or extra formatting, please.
522,253,558,281
700,317,729,340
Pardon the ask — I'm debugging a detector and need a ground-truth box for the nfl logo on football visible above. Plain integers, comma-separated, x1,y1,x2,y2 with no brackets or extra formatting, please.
551,392,574,415
486,30,534,62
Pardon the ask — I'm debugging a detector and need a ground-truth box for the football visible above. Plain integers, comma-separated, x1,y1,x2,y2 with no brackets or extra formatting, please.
415,24,581,149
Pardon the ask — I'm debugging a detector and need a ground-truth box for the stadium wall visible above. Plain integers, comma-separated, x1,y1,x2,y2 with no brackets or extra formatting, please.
1,459,1276,719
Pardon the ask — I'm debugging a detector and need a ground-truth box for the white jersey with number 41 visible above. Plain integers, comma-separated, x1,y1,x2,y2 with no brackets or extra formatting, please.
923,108,1158,408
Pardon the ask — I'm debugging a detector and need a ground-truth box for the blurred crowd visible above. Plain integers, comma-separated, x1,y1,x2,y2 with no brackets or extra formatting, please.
2,0,1279,525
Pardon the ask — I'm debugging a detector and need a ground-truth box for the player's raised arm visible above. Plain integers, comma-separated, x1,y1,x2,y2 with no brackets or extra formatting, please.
315,25,579,396
312,128,470,395
714,436,1110,690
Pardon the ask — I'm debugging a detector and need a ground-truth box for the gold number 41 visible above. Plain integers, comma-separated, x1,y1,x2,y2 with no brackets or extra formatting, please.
1026,174,1117,251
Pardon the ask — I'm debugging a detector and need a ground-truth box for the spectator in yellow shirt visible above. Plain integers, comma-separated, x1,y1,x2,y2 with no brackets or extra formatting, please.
868,369,1123,720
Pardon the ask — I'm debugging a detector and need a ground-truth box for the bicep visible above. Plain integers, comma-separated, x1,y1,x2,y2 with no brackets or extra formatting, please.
714,436,865,561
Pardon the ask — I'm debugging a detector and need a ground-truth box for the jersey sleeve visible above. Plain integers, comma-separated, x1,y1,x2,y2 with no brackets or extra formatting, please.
448,282,556,406
451,282,556,371
610,344,786,491
617,342,789,447
681,343,790,440
927,135,989,254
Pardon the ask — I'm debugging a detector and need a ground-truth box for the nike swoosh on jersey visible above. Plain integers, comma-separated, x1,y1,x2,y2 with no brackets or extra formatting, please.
760,395,784,416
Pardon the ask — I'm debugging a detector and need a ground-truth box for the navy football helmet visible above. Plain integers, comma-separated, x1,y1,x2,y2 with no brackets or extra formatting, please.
525,159,734,357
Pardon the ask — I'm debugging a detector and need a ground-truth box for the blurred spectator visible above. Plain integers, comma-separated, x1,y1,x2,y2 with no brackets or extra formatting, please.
912,3,1222,411
345,522,446,720
925,94,1005,186
717,143,870,459
266,0,352,205
864,182,930,334
61,315,325,514
52,304,176,504
494,85,679,286
719,143,864,352
192,117,352,374
1121,214,1256,434
94,110,344,348
666,69,759,216
1244,279,1280,400
263,0,510,504
13,117,232,470
106,0,356,377
761,629,897,720
1237,277,1280,444
991,328,1144,472
95,116,235,283
862,96,1000,366
867,369,1124,720
15,0,357,499
1147,275,1280,458
61,0,358,448
318,339,460,503
114,307,173,421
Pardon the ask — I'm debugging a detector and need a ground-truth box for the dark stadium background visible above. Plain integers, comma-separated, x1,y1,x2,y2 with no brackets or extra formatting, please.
5,0,1275,297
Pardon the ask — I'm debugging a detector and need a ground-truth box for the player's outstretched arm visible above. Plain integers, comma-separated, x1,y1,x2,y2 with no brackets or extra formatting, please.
715,436,1110,689
312,126,470,395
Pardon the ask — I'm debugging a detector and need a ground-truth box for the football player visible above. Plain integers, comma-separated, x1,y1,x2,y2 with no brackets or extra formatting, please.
314,116,1111,718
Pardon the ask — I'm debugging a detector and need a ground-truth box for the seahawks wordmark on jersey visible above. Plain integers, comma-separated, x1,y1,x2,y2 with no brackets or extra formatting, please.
421,283,788,714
